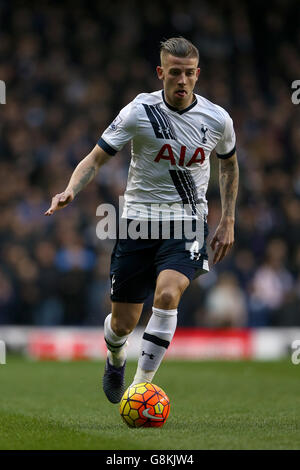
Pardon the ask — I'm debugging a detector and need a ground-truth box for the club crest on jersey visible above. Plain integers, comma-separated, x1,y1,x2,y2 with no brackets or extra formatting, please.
200,124,208,143
158,125,170,135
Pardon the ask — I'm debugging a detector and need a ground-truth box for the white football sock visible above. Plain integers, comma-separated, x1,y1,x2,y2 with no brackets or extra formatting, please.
104,313,129,367
132,307,177,385
132,366,156,386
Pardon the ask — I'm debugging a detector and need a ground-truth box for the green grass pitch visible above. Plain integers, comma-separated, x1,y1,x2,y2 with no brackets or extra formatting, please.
0,356,299,450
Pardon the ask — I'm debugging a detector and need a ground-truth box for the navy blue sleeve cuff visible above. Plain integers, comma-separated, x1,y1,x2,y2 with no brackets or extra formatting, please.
98,137,118,156
216,145,236,159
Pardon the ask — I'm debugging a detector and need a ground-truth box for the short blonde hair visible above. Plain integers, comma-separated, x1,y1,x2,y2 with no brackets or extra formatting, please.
160,37,199,64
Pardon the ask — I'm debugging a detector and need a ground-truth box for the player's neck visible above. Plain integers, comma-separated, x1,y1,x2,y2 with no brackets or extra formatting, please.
162,90,196,112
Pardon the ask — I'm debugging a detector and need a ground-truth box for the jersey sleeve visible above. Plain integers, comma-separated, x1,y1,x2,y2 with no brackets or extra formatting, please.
98,101,138,156
215,112,236,159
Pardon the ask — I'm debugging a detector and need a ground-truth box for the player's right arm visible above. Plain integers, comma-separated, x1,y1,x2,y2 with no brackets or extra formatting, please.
44,145,111,215
45,99,137,216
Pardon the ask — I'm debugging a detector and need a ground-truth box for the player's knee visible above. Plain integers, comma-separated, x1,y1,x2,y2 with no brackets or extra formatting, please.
154,288,179,309
113,325,133,337
111,319,133,337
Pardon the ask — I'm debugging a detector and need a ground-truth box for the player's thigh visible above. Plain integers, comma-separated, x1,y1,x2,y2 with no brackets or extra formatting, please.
111,301,144,336
110,232,158,304
153,269,190,309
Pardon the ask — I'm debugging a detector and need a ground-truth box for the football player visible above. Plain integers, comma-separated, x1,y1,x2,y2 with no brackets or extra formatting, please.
45,37,239,404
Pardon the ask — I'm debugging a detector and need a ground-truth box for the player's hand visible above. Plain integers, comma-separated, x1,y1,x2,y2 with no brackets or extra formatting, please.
44,189,75,216
210,217,234,264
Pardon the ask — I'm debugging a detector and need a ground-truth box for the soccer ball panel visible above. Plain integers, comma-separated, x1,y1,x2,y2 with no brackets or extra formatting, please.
154,402,164,414
127,386,138,398
120,399,126,414
129,409,139,421
135,418,146,427
135,385,148,394
143,390,156,401
130,400,143,410
130,393,143,402
122,414,134,427
123,402,131,415
144,383,156,392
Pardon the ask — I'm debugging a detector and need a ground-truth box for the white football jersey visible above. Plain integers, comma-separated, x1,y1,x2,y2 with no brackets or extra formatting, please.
98,90,236,220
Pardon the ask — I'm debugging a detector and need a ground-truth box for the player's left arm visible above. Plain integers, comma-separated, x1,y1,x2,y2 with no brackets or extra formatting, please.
210,152,239,264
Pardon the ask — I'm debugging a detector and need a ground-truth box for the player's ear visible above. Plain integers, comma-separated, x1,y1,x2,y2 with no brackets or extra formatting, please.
156,65,164,81
196,68,201,80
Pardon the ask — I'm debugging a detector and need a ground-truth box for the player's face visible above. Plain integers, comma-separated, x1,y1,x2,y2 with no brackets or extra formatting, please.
157,54,200,110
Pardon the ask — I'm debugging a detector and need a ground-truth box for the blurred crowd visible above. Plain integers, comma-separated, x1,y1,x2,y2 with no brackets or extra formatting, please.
0,0,300,327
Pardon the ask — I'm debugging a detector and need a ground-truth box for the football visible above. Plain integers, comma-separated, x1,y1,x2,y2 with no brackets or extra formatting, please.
120,382,170,428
